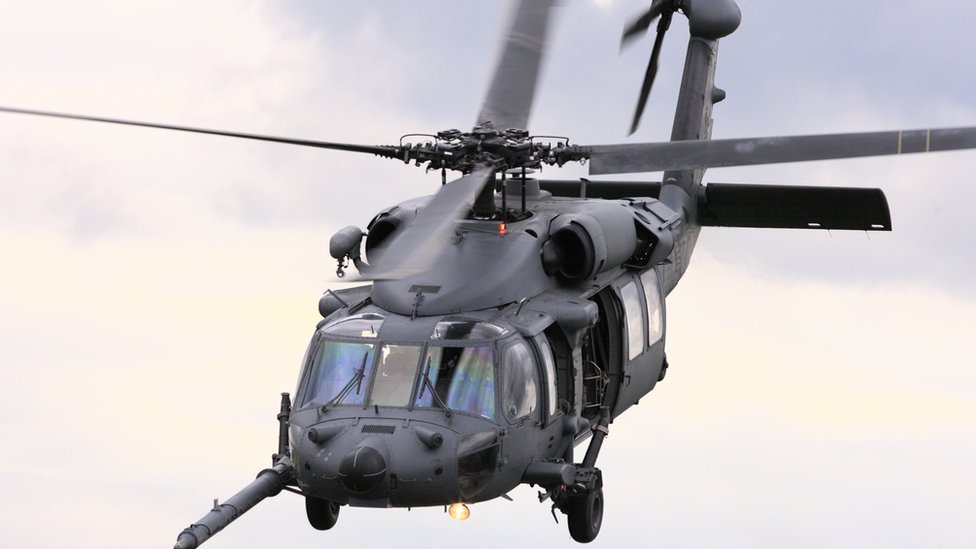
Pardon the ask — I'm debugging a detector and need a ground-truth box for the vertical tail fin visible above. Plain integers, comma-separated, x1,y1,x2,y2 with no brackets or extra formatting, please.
657,36,725,293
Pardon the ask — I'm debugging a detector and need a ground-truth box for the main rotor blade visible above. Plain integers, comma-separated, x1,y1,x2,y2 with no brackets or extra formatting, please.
0,106,398,158
475,0,556,131
588,127,976,175
367,165,496,280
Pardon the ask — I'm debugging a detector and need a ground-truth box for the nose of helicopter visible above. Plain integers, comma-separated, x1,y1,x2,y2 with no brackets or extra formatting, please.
338,443,388,494
294,418,468,507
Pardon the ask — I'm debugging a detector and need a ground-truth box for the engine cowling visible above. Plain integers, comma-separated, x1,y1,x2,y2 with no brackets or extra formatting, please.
541,203,640,282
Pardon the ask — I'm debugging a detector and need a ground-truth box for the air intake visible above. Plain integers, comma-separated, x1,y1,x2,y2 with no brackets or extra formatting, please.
361,425,396,434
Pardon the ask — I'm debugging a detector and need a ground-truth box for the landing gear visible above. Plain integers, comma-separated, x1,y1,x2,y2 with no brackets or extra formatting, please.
532,407,611,544
545,466,604,543
305,496,340,530
567,487,604,543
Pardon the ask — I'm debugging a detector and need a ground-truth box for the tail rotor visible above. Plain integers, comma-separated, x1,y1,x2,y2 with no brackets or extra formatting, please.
622,0,741,135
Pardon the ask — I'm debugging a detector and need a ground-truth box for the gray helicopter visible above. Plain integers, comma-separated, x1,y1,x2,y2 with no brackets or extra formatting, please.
3,0,976,546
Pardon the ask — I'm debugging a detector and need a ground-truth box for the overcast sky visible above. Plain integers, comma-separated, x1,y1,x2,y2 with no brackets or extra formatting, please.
1,1,974,548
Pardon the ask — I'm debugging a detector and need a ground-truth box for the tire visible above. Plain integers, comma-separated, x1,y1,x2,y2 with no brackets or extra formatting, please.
305,496,340,530
567,488,603,543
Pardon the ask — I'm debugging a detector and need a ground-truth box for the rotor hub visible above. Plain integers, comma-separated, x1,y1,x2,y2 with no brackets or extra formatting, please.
394,123,587,175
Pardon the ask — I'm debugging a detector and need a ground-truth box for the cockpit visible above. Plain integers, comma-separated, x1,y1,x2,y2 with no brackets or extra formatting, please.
296,314,530,423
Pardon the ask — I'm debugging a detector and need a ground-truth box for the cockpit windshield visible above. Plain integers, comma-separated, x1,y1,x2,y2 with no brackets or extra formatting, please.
415,345,495,419
300,340,376,407
413,319,502,420
370,344,423,407
297,314,382,408
297,316,502,420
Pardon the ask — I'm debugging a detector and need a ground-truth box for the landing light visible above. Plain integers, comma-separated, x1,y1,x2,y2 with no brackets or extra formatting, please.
448,503,470,521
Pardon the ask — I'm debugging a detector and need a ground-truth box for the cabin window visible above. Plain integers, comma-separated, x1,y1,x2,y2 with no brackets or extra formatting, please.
620,280,644,360
414,345,496,420
533,335,559,418
640,270,663,345
501,340,539,422
368,344,423,407
300,341,376,407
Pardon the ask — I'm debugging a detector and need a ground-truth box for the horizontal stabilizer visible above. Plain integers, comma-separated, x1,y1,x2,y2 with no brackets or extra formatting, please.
698,183,891,231
539,179,891,231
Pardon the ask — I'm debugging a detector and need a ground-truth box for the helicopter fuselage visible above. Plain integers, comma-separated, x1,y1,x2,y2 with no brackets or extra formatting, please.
291,186,675,508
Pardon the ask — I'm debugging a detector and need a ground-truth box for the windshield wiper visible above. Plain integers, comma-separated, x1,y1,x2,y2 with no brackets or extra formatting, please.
418,356,452,418
323,351,369,411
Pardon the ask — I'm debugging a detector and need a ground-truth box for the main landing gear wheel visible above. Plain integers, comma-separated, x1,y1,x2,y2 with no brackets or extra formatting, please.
567,488,604,543
305,496,340,530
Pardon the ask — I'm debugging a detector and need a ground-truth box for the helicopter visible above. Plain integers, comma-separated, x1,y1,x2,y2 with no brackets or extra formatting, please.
2,1,975,548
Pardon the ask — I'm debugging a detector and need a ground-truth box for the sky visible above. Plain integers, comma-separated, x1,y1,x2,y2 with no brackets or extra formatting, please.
1,1,974,548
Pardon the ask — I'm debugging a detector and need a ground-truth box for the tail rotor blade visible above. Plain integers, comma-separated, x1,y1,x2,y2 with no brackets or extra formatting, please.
621,0,667,48
629,11,672,135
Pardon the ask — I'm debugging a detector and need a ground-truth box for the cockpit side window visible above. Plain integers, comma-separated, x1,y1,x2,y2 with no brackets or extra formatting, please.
501,340,539,423
533,335,559,419
415,345,495,420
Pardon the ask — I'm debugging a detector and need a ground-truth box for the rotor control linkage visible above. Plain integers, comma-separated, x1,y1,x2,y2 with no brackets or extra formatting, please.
173,458,294,549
